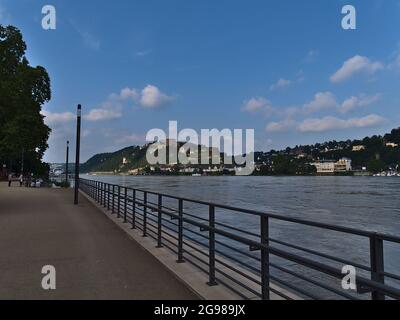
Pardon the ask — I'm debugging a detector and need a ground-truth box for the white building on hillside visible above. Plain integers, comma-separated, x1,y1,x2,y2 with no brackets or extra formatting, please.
352,145,365,152
311,160,336,174
311,158,352,174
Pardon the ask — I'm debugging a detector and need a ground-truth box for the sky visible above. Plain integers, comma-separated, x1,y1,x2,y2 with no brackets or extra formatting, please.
1,0,400,163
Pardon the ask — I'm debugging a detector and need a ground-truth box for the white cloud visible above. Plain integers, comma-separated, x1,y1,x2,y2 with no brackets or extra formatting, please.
119,87,138,100
305,50,319,63
330,55,384,83
84,106,122,122
41,110,75,125
303,92,338,114
266,119,296,133
84,94,124,122
82,129,92,138
139,85,175,109
298,114,387,133
340,93,381,113
83,85,174,122
242,97,272,112
70,20,100,51
115,133,145,144
270,78,291,91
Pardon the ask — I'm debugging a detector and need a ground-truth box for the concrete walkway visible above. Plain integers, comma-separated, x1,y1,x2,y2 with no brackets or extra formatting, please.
0,182,198,300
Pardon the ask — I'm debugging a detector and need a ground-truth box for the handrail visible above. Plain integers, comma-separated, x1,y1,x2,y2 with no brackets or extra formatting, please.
79,178,400,300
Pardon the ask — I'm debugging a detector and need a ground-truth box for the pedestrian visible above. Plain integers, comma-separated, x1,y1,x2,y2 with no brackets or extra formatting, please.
8,173,12,187
19,174,23,187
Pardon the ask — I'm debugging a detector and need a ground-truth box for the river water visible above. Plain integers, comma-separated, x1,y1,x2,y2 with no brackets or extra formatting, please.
85,175,400,299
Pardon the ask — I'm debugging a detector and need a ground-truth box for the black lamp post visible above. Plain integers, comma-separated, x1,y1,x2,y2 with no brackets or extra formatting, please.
74,104,82,205
65,141,69,185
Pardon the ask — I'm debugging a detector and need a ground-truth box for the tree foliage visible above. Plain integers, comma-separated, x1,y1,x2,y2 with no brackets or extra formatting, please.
0,25,51,175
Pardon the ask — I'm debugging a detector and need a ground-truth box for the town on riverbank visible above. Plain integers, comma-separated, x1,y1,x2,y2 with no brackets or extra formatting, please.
46,127,400,179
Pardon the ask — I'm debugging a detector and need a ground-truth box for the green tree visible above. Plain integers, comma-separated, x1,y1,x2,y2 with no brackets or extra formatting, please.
0,25,51,175
367,159,386,174
273,155,297,175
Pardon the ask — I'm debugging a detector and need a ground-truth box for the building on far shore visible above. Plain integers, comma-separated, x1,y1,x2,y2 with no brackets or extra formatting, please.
352,145,366,152
311,158,352,174
334,158,352,172
386,142,399,148
310,160,335,174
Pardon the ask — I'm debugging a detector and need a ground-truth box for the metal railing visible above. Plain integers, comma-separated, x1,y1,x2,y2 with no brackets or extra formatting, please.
79,178,400,300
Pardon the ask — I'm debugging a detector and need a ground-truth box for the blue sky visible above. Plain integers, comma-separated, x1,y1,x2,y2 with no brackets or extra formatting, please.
1,0,400,162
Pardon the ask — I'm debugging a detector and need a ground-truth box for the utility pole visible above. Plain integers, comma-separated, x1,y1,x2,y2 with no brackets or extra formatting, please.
74,104,82,205
65,141,69,185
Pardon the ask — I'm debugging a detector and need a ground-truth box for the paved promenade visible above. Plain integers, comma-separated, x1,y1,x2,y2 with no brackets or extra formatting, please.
0,182,198,300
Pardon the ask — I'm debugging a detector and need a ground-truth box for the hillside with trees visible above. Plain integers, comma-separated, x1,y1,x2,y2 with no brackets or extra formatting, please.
79,127,400,175
255,127,400,175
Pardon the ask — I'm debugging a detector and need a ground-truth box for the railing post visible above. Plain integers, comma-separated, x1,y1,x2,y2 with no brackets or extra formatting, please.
177,199,185,263
207,205,217,286
107,184,110,210
117,185,121,218
260,215,270,300
101,182,106,207
131,189,136,229
123,187,128,223
112,185,115,214
143,191,147,237
156,194,163,248
101,182,104,206
370,234,385,300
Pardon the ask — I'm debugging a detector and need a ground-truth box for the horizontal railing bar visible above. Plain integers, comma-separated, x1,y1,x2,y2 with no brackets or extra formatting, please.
269,274,320,300
269,286,295,301
215,268,261,298
183,248,209,267
269,237,371,272
383,271,400,282
213,277,256,300
183,226,210,241
215,255,261,283
269,262,358,300
214,248,261,275
215,239,261,262
182,238,210,258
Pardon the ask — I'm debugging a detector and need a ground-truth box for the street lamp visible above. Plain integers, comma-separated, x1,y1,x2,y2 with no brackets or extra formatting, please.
65,141,69,185
74,104,82,205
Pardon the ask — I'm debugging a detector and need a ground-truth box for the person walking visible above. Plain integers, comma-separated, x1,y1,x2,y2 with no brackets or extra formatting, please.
19,174,23,187
8,173,12,187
